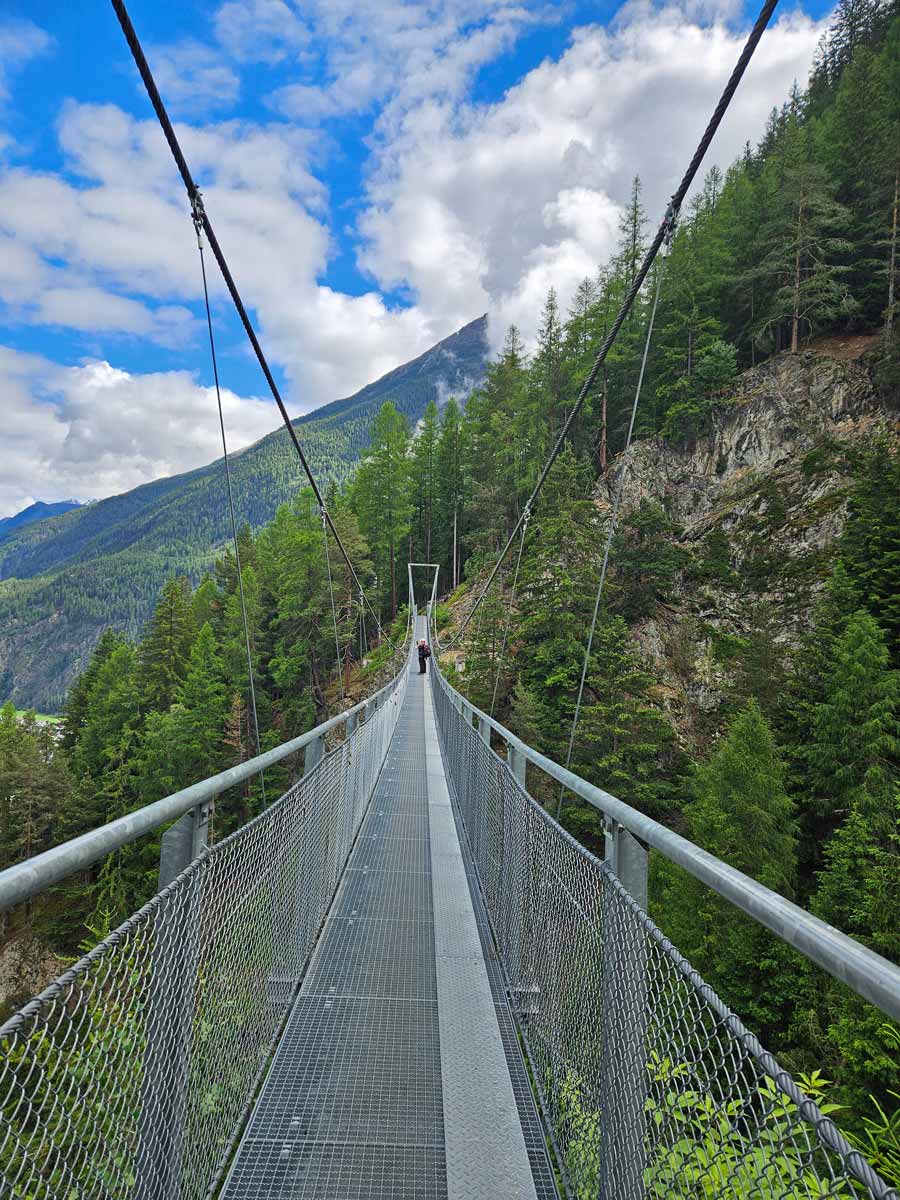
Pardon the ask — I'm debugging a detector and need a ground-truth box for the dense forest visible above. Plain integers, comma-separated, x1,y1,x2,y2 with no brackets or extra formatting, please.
2,0,899,1177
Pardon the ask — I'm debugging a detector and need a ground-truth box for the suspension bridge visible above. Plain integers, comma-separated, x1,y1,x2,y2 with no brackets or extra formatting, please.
2,1,900,1196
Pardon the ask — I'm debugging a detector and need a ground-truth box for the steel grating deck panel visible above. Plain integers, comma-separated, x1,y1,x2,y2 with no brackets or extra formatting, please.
221,625,557,1199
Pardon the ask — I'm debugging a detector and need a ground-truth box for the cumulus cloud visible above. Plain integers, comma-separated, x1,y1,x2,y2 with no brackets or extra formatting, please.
214,0,311,64
358,5,829,345
268,0,555,124
0,346,278,518
146,39,241,114
0,17,52,101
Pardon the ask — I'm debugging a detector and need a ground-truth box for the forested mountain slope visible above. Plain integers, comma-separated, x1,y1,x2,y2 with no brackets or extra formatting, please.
0,501,81,539
0,315,487,711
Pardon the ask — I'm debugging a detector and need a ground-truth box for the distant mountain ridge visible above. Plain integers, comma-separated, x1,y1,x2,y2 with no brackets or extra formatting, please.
0,500,81,539
0,315,489,710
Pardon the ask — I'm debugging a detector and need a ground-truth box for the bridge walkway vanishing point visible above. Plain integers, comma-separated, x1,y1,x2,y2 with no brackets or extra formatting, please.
220,617,554,1199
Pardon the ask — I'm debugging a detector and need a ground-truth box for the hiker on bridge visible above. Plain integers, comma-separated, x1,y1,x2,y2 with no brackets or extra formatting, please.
417,639,432,675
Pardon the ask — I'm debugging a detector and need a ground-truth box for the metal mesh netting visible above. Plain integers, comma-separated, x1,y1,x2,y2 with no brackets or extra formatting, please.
429,666,897,1200
0,665,408,1200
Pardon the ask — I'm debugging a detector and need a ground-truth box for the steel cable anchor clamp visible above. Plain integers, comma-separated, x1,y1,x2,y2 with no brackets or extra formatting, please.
660,197,680,248
190,190,206,248
521,504,532,530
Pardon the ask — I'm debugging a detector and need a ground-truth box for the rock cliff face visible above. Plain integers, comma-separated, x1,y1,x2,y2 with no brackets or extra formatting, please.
598,351,899,741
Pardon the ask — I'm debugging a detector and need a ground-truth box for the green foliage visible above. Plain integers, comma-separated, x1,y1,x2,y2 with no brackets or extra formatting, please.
351,401,413,618
840,431,900,657
610,501,688,620
655,701,798,1039
557,1062,851,1200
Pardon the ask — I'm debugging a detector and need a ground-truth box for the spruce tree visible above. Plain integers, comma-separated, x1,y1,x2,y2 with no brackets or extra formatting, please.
806,610,899,823
749,114,856,352
351,401,412,618
434,399,465,589
138,577,195,710
410,400,439,562
840,432,900,658
656,700,798,1038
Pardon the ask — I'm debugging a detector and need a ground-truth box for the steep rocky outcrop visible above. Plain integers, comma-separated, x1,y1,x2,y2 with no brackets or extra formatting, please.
597,351,899,741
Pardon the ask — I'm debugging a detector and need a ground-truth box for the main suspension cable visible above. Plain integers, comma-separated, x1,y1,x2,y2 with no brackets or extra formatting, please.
445,0,779,647
195,207,267,807
111,0,397,654
556,257,665,817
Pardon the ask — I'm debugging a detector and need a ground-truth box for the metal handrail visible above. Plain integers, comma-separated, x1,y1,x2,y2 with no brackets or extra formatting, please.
0,632,412,914
424,571,900,1025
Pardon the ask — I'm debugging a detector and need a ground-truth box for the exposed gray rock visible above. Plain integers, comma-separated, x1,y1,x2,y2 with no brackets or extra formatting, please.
596,351,899,743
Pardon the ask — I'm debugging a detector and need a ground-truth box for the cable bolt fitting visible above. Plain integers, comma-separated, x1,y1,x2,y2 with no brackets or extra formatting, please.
660,197,680,248
190,191,206,248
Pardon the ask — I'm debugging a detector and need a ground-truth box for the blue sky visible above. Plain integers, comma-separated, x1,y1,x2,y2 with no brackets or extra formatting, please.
0,0,832,514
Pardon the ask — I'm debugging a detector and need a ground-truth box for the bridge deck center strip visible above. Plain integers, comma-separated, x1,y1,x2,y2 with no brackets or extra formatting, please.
423,659,539,1200
221,621,538,1198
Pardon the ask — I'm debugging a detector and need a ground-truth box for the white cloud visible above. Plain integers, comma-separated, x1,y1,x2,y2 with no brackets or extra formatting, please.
0,17,52,101
146,39,241,114
269,1,555,123
358,5,828,346
214,0,311,64
0,347,278,517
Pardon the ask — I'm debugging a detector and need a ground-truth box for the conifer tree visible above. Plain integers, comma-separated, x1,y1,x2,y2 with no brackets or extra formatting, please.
138,577,195,710
462,326,530,550
62,628,121,754
749,115,857,352
840,432,900,657
410,400,439,562
656,700,798,1037
351,401,412,618
434,399,465,589
806,610,899,823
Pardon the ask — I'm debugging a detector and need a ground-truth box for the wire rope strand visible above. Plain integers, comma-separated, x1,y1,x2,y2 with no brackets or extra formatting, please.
321,508,345,706
555,257,665,818
196,222,267,808
110,0,397,655
445,0,779,648
488,515,529,718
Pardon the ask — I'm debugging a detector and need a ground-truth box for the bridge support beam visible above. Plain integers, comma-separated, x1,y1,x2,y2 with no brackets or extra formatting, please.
600,821,648,1200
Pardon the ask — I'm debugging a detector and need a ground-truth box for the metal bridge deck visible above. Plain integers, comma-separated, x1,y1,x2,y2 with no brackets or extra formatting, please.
221,629,555,1199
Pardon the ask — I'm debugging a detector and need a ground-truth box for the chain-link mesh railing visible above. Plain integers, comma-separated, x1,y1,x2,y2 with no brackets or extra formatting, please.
429,662,897,1200
0,658,409,1200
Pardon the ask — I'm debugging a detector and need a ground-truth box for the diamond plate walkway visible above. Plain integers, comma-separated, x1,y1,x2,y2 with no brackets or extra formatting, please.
220,620,555,1199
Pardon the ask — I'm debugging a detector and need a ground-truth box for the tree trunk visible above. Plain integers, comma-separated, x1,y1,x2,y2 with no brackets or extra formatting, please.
390,540,397,619
791,193,804,354
887,168,899,335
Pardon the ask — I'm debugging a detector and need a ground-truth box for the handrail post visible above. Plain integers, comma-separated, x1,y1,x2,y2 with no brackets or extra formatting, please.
506,741,526,789
600,820,648,1199
478,715,490,745
140,800,212,1200
304,733,324,776
158,800,211,889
